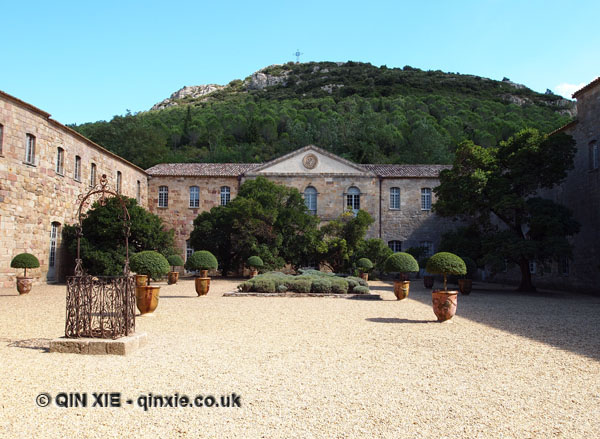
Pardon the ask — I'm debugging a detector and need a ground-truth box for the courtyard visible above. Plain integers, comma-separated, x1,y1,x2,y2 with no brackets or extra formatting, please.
0,278,598,438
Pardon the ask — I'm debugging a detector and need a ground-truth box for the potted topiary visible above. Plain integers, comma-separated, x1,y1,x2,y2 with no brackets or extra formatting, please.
166,254,185,285
246,256,264,278
421,257,434,288
384,252,419,300
10,253,40,295
356,258,373,281
458,256,477,295
426,252,466,322
184,250,218,296
130,251,170,315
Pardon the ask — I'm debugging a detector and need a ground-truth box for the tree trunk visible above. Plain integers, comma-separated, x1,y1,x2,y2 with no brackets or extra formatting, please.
517,258,536,292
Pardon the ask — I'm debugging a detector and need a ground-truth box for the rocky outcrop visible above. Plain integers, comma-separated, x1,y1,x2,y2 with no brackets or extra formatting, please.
151,84,224,110
244,70,289,90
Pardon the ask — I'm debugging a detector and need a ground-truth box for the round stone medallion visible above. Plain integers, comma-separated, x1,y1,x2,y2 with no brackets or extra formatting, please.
302,153,318,169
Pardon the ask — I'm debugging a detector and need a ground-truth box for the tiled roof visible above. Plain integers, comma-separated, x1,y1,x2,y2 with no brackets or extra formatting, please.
548,120,578,136
362,164,451,177
572,77,600,98
146,163,261,177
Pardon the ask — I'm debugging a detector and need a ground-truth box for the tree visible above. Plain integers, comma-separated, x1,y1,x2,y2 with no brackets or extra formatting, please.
63,197,176,276
433,128,578,291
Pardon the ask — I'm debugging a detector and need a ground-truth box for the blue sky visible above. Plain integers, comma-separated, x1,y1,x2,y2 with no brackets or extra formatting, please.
1,0,598,125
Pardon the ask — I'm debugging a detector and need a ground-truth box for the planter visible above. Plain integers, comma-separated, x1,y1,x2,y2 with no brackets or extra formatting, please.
458,279,472,295
200,269,209,278
393,280,410,300
195,277,210,296
136,285,160,315
135,274,148,287
167,271,179,285
424,275,434,288
360,272,369,281
250,269,258,278
431,289,458,322
16,276,33,295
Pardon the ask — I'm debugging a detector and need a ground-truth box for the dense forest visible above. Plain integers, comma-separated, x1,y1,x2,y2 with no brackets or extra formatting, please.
71,62,574,169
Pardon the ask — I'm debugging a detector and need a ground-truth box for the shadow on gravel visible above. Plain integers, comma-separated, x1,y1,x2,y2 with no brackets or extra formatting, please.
6,338,50,352
366,317,433,324
391,280,600,361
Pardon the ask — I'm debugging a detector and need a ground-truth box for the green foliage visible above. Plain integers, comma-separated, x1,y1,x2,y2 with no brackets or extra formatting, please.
130,251,170,282
311,278,333,294
355,239,393,272
10,253,40,269
384,253,419,274
356,258,374,272
166,254,184,269
239,271,366,294
246,256,264,269
71,62,572,170
433,129,578,291
352,286,370,295
184,250,218,272
251,278,276,293
190,177,319,274
438,225,484,263
62,197,176,276
426,252,467,276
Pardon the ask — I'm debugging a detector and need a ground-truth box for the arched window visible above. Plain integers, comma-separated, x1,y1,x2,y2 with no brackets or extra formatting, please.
74,156,81,181
116,171,122,194
158,186,169,207
304,186,317,214
388,240,402,252
421,188,432,211
346,186,360,214
220,186,231,206
56,147,64,175
190,186,200,208
48,222,61,281
390,187,400,209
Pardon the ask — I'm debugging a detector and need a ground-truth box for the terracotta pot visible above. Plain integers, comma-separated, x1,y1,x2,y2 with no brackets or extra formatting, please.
360,272,369,281
167,271,179,285
424,275,434,288
135,274,148,287
136,285,160,315
458,279,472,295
393,280,410,300
432,289,458,322
250,269,258,278
200,269,209,278
16,276,33,295
195,277,210,296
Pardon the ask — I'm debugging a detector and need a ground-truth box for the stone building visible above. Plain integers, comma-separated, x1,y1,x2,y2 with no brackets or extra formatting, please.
0,91,148,287
146,145,454,264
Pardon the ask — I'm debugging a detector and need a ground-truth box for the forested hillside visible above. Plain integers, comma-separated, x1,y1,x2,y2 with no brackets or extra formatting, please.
71,62,574,169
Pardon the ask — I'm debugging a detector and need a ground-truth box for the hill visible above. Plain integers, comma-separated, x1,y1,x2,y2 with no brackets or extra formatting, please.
71,62,575,169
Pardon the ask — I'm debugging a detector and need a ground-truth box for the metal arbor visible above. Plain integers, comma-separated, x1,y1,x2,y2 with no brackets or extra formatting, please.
65,174,135,339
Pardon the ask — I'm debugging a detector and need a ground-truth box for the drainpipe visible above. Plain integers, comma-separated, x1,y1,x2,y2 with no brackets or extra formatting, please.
378,177,382,239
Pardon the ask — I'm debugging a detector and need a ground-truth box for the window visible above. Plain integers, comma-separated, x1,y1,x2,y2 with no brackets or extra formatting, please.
158,186,169,207
74,156,81,181
186,240,194,261
590,142,599,170
116,171,122,194
49,222,59,268
390,187,400,209
304,186,317,214
190,186,200,208
55,147,64,175
347,186,360,214
388,240,402,252
90,163,97,187
420,241,434,257
136,180,141,203
0,124,3,155
529,260,537,275
220,186,230,206
421,188,432,211
25,134,36,164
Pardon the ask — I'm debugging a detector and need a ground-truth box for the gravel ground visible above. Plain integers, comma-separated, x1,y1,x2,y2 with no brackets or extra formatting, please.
0,278,598,438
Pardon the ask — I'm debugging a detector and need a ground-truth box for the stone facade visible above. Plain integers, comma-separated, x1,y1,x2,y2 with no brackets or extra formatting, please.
0,91,148,287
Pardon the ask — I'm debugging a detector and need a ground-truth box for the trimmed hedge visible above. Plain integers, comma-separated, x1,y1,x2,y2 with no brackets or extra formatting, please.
356,258,374,272
238,271,368,294
130,251,170,281
167,254,184,268
247,256,264,269
384,252,419,274
185,250,218,272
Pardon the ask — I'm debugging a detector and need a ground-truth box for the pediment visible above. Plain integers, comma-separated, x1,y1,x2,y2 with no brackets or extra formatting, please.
249,145,372,175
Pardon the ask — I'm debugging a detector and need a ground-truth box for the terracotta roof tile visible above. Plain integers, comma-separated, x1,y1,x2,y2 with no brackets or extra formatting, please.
146,163,260,177
362,164,451,177
572,77,600,98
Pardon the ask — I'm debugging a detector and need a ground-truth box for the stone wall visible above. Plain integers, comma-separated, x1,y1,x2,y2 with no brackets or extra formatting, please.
0,93,148,287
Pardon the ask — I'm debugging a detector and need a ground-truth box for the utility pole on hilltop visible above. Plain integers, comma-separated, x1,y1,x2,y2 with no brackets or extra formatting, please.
293,49,303,64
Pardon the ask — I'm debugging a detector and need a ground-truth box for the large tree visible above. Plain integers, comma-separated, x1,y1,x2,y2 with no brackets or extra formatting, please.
433,128,579,291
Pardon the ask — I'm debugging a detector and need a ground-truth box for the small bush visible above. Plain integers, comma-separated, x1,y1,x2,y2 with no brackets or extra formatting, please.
311,278,332,293
356,258,373,272
130,251,170,281
252,278,276,293
384,252,419,274
348,275,367,287
247,256,264,269
287,278,311,293
353,286,369,294
426,252,466,276
10,253,40,277
166,254,184,269
238,281,252,292
330,277,349,294
346,277,359,290
276,284,288,293
185,250,218,272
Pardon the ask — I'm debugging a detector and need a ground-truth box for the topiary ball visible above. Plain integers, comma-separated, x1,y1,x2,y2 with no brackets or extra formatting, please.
10,253,40,269
247,256,264,269
356,258,374,272
167,254,185,268
384,252,419,274
130,251,170,281
185,250,218,272
426,252,467,276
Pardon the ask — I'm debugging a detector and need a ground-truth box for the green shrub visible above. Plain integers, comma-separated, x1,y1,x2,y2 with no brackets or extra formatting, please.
166,254,184,270
185,250,218,272
10,253,40,277
238,281,252,292
384,252,419,274
356,258,373,272
353,286,369,294
287,278,311,293
311,278,332,293
346,277,359,290
130,251,170,282
276,284,288,293
252,278,276,293
347,275,368,287
426,252,466,291
330,277,349,294
247,256,264,269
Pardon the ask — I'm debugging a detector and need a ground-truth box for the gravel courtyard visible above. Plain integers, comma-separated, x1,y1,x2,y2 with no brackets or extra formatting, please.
0,278,598,438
